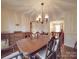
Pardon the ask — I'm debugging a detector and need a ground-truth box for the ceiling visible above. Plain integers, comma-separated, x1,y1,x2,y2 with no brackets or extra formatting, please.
1,0,77,19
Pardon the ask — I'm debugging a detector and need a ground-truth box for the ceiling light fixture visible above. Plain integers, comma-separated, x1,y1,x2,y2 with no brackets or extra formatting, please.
36,2,49,24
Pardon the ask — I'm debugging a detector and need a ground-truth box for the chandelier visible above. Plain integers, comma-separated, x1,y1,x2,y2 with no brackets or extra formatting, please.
36,3,49,24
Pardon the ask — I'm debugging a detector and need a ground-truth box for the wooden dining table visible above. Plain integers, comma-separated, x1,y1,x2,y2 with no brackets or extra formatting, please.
16,35,50,56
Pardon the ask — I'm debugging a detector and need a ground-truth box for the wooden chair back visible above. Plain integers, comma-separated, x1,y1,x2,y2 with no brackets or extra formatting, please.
45,38,60,59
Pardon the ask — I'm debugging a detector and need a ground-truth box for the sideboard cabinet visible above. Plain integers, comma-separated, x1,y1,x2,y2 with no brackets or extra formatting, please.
1,32,32,45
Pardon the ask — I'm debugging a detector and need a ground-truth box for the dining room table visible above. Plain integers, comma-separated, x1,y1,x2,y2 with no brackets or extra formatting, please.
16,35,50,58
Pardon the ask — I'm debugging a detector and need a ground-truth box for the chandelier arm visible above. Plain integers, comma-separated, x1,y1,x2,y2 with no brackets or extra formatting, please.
36,2,48,24
41,3,44,24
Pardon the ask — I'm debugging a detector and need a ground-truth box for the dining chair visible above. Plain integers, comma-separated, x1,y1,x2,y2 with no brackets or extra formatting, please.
2,51,24,59
35,38,61,59
74,41,77,51
47,38,61,59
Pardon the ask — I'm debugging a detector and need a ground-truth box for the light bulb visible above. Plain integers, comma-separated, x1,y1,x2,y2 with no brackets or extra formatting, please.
45,14,49,18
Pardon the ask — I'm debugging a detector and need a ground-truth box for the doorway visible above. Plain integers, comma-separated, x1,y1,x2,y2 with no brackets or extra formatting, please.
50,20,64,32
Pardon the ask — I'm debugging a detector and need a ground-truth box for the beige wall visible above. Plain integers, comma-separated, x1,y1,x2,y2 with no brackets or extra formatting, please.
1,8,49,33
32,22,50,33
64,10,77,48
1,8,31,32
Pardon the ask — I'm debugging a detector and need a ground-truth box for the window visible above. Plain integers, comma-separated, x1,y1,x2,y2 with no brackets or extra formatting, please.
54,24,61,32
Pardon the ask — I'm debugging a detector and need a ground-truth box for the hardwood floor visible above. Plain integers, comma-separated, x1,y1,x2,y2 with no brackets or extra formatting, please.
61,46,77,59
1,45,77,59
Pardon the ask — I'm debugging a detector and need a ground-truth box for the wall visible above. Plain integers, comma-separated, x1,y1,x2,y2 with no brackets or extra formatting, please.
64,10,77,48
1,8,50,33
32,22,49,33
1,8,31,33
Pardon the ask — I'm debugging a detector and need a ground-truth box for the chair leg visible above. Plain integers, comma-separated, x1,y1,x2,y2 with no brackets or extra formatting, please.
29,54,41,59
